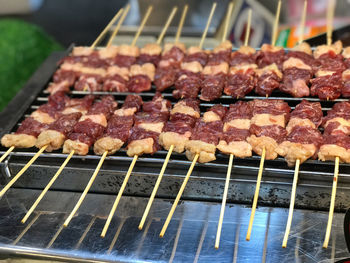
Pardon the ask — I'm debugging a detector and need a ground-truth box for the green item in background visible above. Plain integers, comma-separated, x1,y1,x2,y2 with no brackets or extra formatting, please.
0,19,62,112
275,28,290,48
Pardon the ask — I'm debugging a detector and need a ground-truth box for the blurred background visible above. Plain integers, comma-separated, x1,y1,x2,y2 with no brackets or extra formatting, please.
0,0,350,110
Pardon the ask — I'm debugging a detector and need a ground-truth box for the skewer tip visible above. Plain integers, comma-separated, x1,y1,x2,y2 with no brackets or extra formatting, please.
159,233,164,238
246,237,250,241
138,226,143,231
20,219,25,224
101,234,105,238
215,245,219,250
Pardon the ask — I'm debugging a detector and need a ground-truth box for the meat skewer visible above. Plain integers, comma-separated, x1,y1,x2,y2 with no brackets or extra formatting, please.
106,5,131,47
159,2,218,238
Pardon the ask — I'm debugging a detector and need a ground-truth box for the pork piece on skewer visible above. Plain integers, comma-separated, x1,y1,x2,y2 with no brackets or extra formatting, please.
247,99,290,160
255,44,285,70
217,101,252,158
111,45,140,68
128,63,156,93
200,41,232,101
63,96,117,155
1,92,71,148
154,43,186,92
103,66,129,92
35,95,95,152
341,47,350,97
255,63,282,96
159,98,200,153
311,41,345,100
224,46,257,98
94,95,143,155
173,48,203,99
137,43,162,66
276,100,323,166
280,42,314,97
185,105,227,163
127,93,171,156
322,101,350,136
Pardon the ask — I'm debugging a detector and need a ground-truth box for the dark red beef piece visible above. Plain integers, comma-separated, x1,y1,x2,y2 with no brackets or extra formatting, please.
280,67,312,97
310,73,343,100
47,92,71,111
69,132,94,146
53,69,76,85
230,52,256,67
249,124,287,144
222,127,250,143
137,54,160,66
128,75,152,93
135,112,169,125
255,49,285,70
164,121,193,135
323,133,350,150
173,72,201,99
224,69,256,98
285,51,315,67
162,46,185,62
190,120,223,145
123,94,143,110
255,71,281,96
113,55,136,68
16,117,49,137
65,95,95,113
223,101,252,121
207,50,231,65
323,121,350,136
73,119,105,142
342,82,350,97
200,73,226,101
208,104,227,119
314,52,346,74
183,52,208,67
287,126,323,148
154,66,177,91
170,113,197,127
323,101,350,122
88,96,116,119
105,115,133,142
291,100,323,127
74,74,103,92
103,75,128,92
250,99,291,117
181,98,200,113
128,127,161,154
142,93,171,113
49,112,82,136
345,58,350,69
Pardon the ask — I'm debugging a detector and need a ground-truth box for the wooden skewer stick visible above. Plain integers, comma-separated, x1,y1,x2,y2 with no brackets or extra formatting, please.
215,153,234,249
101,154,138,237
21,150,75,224
107,4,131,47
246,147,266,241
298,0,308,45
222,2,234,43
0,146,15,163
90,8,124,49
244,8,252,46
63,151,108,227
0,145,47,198
159,153,199,237
199,2,217,49
131,6,153,47
271,0,282,46
138,145,174,230
323,156,339,248
282,158,300,248
175,5,188,43
156,7,178,45
326,0,335,46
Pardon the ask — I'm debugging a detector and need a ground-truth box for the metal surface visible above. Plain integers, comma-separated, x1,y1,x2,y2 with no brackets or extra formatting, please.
0,188,348,263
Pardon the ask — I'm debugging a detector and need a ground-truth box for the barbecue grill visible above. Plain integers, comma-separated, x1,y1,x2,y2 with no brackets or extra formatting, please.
0,49,349,262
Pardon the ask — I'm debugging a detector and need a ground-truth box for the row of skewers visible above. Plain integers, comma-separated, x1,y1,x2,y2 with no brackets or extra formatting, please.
0,0,343,251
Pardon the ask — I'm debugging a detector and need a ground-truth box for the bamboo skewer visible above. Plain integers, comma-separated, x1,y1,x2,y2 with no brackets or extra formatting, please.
246,147,266,240
298,0,308,45
222,2,234,43
244,8,252,46
323,156,339,248
215,153,234,249
199,2,217,49
107,4,131,47
159,153,199,237
101,155,138,237
282,158,300,248
21,150,75,224
63,151,108,227
0,146,15,163
175,5,188,43
0,145,47,198
138,145,174,230
91,8,124,49
156,7,178,45
13,212,42,245
326,0,335,46
131,6,153,47
271,0,282,46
